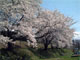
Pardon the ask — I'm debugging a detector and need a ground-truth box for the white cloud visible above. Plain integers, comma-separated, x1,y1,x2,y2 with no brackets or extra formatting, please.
73,32,80,39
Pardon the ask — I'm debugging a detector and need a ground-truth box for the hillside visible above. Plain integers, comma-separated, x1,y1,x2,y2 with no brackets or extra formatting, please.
0,43,78,60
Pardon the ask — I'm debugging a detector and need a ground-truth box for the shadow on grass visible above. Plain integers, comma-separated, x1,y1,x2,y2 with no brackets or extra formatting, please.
0,48,32,60
28,47,65,59
0,46,67,60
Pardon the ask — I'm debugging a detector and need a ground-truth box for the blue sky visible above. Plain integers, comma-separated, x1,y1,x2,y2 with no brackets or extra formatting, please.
41,0,80,32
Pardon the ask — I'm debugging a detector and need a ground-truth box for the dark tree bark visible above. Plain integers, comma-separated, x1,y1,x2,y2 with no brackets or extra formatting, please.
7,42,14,51
44,43,48,50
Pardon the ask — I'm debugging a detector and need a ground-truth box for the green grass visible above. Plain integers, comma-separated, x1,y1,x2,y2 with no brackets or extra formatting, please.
0,48,79,60
0,42,79,60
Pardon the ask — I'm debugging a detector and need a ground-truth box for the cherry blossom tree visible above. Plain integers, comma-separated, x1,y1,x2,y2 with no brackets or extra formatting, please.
35,10,74,50
0,0,42,48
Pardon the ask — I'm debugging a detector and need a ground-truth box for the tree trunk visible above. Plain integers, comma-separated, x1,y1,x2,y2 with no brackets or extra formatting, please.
7,42,14,50
51,43,54,49
44,44,48,50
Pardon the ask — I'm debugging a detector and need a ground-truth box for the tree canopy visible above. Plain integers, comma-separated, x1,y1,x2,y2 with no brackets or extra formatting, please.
0,0,74,49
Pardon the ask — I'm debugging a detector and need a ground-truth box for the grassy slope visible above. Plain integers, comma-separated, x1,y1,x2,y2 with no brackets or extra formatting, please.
0,42,79,60
0,48,77,60
26,48,78,60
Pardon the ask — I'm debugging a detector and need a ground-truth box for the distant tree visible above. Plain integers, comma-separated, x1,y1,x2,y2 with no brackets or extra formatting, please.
72,40,80,49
